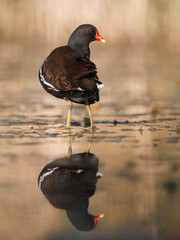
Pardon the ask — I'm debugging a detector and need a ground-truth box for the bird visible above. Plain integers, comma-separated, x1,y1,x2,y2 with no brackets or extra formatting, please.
38,152,104,231
39,24,105,131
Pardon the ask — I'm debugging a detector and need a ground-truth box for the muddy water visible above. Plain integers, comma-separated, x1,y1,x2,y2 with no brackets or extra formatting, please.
0,46,180,240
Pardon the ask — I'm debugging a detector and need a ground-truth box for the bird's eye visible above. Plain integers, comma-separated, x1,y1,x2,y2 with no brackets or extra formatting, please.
89,30,93,34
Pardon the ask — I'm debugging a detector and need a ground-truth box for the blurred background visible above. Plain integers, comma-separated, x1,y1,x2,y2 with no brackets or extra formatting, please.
1,0,180,47
1,0,180,108
1,0,180,92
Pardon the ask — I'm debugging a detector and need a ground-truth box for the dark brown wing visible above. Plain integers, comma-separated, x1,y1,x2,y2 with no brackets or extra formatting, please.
39,46,103,104
40,46,99,91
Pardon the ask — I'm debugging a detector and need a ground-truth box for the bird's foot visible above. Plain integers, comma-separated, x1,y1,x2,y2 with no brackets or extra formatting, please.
83,124,97,132
90,125,97,132
65,121,72,130
65,125,71,130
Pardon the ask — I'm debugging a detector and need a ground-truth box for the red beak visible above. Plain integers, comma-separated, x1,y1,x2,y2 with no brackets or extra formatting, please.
95,29,105,43
94,213,104,227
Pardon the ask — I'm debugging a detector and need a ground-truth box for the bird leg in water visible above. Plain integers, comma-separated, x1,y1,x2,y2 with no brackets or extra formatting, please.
85,133,94,153
66,100,72,128
85,105,95,131
66,131,72,158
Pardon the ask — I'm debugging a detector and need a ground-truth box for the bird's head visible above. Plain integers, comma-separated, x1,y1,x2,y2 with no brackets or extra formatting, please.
68,24,105,58
69,24,105,45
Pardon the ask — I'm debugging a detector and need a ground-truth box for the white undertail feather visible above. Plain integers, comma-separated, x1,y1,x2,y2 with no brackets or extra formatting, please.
96,172,103,178
97,83,104,89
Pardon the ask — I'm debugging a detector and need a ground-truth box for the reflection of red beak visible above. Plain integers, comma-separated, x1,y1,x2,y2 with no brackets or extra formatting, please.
95,29,105,43
94,213,104,227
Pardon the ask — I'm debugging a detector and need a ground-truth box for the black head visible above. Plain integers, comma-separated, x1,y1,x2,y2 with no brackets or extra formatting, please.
67,199,104,231
68,24,105,59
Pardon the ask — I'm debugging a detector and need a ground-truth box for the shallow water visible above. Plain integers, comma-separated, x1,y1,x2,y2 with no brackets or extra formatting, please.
0,46,180,240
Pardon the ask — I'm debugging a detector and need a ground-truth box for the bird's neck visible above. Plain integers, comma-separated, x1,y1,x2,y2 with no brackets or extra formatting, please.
68,41,90,59
67,199,95,231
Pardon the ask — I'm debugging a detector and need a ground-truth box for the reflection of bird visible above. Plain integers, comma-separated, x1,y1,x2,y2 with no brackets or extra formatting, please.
39,24,105,131
38,135,103,231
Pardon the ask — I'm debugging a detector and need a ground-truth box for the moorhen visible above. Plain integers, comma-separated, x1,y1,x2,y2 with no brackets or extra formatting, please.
39,24,105,131
38,136,104,231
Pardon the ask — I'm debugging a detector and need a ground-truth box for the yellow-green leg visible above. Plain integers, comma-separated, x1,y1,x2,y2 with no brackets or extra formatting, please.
85,105,95,132
66,100,72,129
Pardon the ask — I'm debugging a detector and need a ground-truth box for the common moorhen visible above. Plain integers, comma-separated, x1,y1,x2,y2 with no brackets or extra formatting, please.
38,150,103,231
39,24,105,131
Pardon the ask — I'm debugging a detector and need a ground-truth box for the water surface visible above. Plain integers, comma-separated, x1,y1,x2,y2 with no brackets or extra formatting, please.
0,46,180,240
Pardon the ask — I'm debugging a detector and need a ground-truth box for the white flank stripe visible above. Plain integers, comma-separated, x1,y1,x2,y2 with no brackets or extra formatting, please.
38,167,59,189
76,169,85,174
76,87,85,91
97,83,104,89
39,59,59,92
